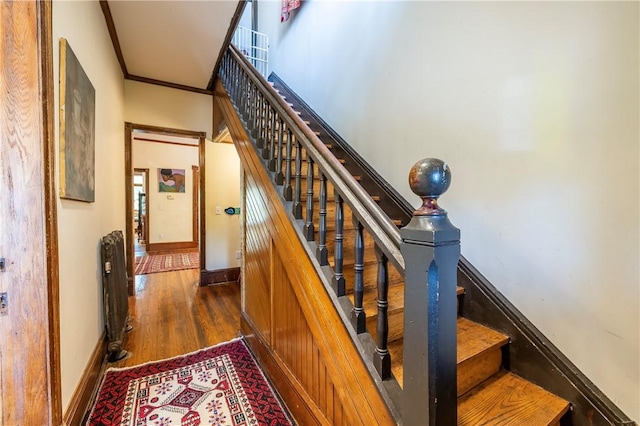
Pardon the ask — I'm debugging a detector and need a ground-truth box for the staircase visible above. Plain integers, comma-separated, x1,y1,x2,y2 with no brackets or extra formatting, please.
266,77,569,425
219,44,634,425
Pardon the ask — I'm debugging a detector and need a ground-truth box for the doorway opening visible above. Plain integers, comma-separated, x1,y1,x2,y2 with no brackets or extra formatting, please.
125,123,207,295
133,168,149,257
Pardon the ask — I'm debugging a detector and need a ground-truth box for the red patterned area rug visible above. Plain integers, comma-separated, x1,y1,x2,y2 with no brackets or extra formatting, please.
87,339,292,426
135,252,199,275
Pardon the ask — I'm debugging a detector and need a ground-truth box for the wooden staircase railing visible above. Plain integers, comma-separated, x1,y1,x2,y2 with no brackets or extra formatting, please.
219,44,461,422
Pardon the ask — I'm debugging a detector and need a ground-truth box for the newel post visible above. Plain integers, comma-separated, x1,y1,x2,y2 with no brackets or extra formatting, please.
401,158,459,425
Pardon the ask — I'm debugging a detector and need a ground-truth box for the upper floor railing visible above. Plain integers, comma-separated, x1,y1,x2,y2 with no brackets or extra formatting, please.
219,44,460,423
231,26,269,78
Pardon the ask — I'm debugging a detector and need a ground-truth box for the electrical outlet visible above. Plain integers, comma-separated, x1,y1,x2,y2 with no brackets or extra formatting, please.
159,234,164,240
235,251,242,259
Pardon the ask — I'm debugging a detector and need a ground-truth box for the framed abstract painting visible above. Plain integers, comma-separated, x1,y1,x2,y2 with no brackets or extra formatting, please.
59,38,95,202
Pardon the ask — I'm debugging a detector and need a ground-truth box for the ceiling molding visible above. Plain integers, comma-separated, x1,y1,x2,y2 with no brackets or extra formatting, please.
126,74,213,96
99,0,127,76
100,0,214,96
207,0,247,92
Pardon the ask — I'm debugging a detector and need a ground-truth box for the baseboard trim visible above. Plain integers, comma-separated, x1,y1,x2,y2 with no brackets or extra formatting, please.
146,241,198,254
241,314,325,426
63,333,107,426
200,267,240,286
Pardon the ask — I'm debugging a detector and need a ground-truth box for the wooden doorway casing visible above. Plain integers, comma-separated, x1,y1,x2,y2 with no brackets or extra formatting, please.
125,123,206,295
0,1,61,423
133,168,150,246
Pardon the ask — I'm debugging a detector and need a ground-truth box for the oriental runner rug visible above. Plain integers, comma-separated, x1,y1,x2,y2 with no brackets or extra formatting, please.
87,339,292,426
135,251,199,275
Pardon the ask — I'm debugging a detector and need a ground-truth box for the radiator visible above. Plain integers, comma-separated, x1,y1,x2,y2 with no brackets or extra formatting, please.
101,230,130,362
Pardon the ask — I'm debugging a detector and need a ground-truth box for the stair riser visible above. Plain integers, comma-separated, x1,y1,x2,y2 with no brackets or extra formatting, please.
457,347,502,397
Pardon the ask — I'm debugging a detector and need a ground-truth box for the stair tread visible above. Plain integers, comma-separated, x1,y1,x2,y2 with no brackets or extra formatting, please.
457,317,509,364
388,317,509,389
458,371,570,426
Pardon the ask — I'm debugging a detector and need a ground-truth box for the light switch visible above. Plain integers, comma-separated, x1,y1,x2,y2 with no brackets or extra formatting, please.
215,206,221,215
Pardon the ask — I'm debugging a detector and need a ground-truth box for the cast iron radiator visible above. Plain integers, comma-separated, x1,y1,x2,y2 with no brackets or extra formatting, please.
101,230,130,361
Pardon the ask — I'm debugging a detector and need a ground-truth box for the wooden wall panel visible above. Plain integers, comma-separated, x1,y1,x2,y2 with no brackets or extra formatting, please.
0,1,60,424
218,80,394,425
243,189,272,342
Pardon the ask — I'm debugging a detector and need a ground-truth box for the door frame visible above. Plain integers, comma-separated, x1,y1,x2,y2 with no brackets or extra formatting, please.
133,168,150,246
1,0,61,423
124,123,206,294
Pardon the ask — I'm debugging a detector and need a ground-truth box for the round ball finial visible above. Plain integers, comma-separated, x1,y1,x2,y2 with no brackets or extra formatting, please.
408,158,451,216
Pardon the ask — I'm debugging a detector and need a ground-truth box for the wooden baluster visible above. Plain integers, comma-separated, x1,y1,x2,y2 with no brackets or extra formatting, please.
351,220,366,333
316,173,328,264
332,194,345,296
261,100,270,156
373,245,391,380
401,158,459,425
283,129,293,201
303,157,315,241
268,107,277,170
244,78,252,123
255,93,263,146
292,138,303,219
275,119,285,185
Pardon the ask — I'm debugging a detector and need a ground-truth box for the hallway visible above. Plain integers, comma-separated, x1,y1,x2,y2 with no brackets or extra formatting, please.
110,269,241,369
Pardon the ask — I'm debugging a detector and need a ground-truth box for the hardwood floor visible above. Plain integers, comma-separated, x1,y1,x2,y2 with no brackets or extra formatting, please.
110,269,241,368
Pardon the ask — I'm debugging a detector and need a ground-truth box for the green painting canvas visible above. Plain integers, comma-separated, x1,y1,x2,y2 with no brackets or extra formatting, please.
59,38,95,202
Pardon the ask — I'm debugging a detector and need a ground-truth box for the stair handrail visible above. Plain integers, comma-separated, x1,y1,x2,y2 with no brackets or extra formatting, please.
224,44,405,273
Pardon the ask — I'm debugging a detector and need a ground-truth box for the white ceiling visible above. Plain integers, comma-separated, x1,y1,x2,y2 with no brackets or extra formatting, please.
107,0,241,90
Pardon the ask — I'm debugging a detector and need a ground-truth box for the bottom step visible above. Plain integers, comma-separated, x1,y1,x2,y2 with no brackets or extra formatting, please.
458,370,569,426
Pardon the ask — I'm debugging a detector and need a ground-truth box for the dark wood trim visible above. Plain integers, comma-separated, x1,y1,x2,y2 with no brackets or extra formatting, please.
458,258,636,426
125,123,134,294
206,0,247,91
127,74,213,96
125,123,206,286
199,134,207,276
99,0,127,76
192,165,199,244
133,136,199,148
134,168,150,245
146,241,198,254
39,0,62,422
200,267,240,286
128,122,206,140
63,334,107,426
241,315,320,425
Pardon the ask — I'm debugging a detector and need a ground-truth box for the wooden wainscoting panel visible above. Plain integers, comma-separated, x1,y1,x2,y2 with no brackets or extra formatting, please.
220,80,393,425
243,184,272,343
272,247,352,425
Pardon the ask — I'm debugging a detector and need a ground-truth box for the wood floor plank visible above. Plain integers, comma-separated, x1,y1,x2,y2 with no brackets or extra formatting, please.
110,269,241,369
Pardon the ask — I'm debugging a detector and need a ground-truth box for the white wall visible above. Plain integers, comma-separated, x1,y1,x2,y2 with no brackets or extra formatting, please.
205,142,242,271
259,1,639,421
53,1,125,411
133,141,198,244
125,80,213,138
